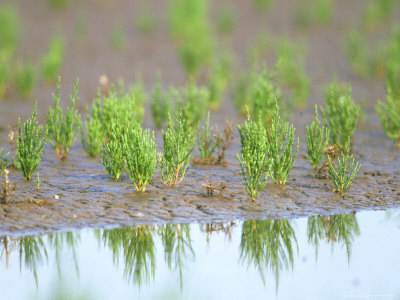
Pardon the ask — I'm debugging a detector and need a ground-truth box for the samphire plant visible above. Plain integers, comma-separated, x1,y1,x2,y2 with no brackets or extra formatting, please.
376,79,400,147
160,110,195,187
0,6,20,55
237,117,271,201
267,103,299,185
17,101,48,180
197,111,217,159
321,82,360,151
47,77,81,160
101,120,126,181
123,124,159,192
151,75,172,129
15,63,36,99
0,148,9,176
306,105,330,170
207,53,232,110
41,35,65,82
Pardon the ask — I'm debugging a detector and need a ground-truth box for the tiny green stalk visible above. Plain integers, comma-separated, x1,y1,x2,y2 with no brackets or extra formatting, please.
101,121,125,181
198,112,217,159
36,172,40,190
160,111,195,187
237,117,270,201
47,77,81,160
123,125,158,192
328,152,361,195
306,105,330,170
17,102,48,181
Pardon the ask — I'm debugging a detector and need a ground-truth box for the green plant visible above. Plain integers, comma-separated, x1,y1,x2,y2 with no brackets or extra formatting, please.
123,125,158,192
47,0,70,9
15,63,36,99
306,106,330,170
376,80,400,147
101,121,126,181
16,102,48,180
111,23,125,51
151,75,172,129
47,77,81,160
346,29,372,77
0,6,20,55
237,117,270,201
267,104,299,184
81,94,105,157
362,0,396,30
328,151,361,194
232,65,258,116
253,0,273,10
295,0,332,27
42,35,65,82
0,50,13,99
198,112,217,159
160,111,195,187
207,53,232,110
36,172,40,190
216,6,236,34
136,8,156,34
321,83,360,151
0,148,9,176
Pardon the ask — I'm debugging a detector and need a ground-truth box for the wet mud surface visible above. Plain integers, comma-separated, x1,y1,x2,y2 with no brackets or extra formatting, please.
0,0,400,235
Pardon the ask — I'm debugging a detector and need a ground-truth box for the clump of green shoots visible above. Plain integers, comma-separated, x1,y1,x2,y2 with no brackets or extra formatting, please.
198,112,217,159
321,83,360,151
237,117,271,201
111,23,125,51
376,79,400,148
362,0,396,30
47,77,81,160
346,29,372,77
101,121,126,181
0,6,20,55
41,35,65,82
0,51,12,99
216,6,236,35
328,143,361,195
160,111,195,187
151,75,172,129
207,53,232,110
267,103,299,185
253,0,273,10
15,63,36,99
136,7,156,34
123,124,159,192
81,93,105,157
295,0,332,28
306,106,330,170
16,102,48,181
0,149,9,177
232,65,258,116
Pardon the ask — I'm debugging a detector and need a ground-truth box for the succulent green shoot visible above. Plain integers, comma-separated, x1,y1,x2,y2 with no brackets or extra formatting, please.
151,75,172,129
15,63,36,99
36,172,40,190
328,152,361,195
41,35,65,82
0,148,9,176
198,112,218,159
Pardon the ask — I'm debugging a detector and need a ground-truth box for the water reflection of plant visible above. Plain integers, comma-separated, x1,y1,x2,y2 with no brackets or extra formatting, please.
307,214,360,261
239,219,297,287
99,225,156,288
159,224,194,288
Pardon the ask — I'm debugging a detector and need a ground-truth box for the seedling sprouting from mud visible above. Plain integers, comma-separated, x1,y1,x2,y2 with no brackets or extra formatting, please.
328,150,361,195
321,83,360,151
198,112,218,159
151,75,172,129
101,121,125,181
17,101,48,180
123,124,159,192
41,35,65,82
306,105,330,170
267,103,299,185
376,79,400,147
160,110,195,187
81,93,105,157
237,117,271,201
15,63,36,99
47,77,81,160
36,172,40,191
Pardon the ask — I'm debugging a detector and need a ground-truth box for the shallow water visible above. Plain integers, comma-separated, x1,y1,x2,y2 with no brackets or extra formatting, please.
1,209,399,299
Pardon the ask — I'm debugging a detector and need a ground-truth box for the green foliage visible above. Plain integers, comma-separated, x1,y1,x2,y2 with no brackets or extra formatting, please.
253,0,273,10
17,102,48,181
81,95,105,158
0,148,9,176
36,172,40,190
47,0,70,10
362,0,396,30
101,121,126,181
42,35,65,82
15,63,36,99
306,106,330,170
232,65,259,116
237,117,270,201
136,8,156,34
328,151,361,194
111,23,125,51
0,6,20,55
376,80,400,147
321,83,360,150
346,29,371,77
160,111,195,187
151,76,172,129
198,112,218,159
207,53,232,110
216,6,236,34
376,28,400,79
0,51,12,99
267,104,299,185
295,0,332,27
123,125,158,192
47,77,81,160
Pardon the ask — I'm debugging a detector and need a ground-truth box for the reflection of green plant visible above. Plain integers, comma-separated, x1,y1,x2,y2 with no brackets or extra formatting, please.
17,102,48,181
151,76,172,129
307,214,360,261
198,112,217,159
267,104,299,185
42,35,65,82
160,111,195,187
240,219,297,287
101,121,125,181
321,83,360,151
16,63,36,99
123,125,158,192
47,78,81,160
306,106,330,170
376,79,400,147
100,226,156,288
328,151,361,194
237,117,270,201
